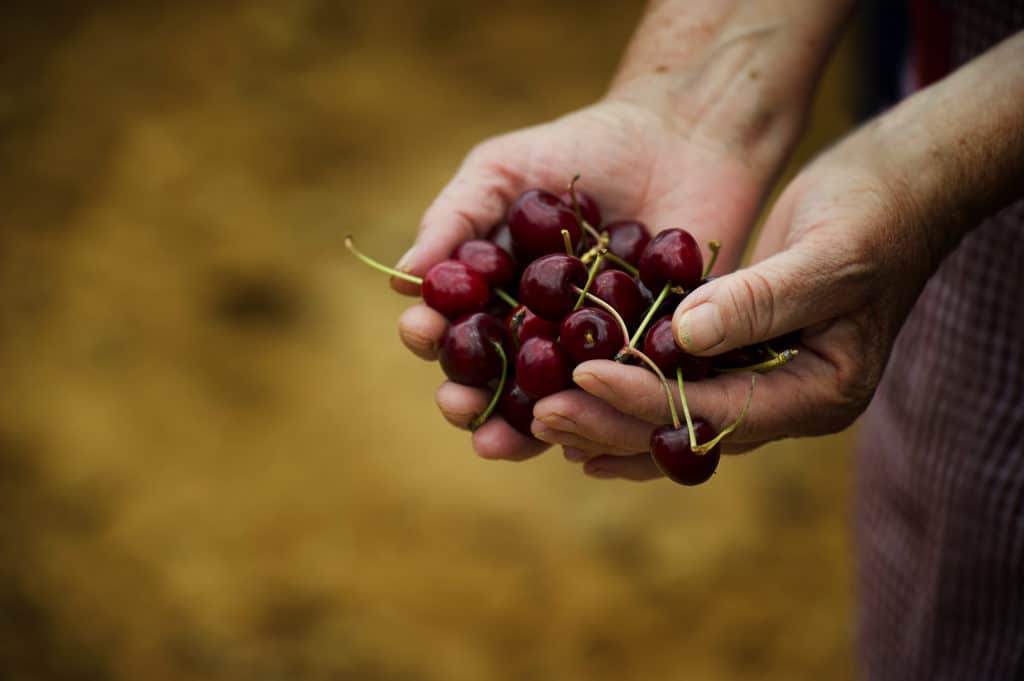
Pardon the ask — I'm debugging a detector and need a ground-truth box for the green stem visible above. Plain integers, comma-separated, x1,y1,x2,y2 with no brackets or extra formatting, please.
495,288,519,308
567,173,585,223
693,375,756,455
345,235,423,285
469,342,508,431
702,240,721,279
675,367,699,452
573,251,605,311
625,347,680,429
582,221,604,244
561,229,574,257
566,174,604,243
603,252,639,277
628,283,671,348
508,307,525,351
716,349,799,374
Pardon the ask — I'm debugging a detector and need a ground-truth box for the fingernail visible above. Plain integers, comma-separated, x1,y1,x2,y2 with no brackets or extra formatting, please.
395,246,416,272
531,422,554,442
572,369,610,397
539,413,573,431
676,303,724,353
585,467,616,479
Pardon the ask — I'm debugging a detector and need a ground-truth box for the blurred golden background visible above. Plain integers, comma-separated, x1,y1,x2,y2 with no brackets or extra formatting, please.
1,2,863,679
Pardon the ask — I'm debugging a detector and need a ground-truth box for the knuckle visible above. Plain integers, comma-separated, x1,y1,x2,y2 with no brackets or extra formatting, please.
727,269,777,343
821,356,878,434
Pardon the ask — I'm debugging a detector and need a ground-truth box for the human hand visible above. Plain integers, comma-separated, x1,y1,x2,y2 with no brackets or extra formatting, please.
566,116,981,479
557,27,1024,481
397,91,777,461
393,0,864,463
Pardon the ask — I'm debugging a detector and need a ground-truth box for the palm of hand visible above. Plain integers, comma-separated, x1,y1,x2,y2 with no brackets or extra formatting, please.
397,98,768,465
471,99,762,268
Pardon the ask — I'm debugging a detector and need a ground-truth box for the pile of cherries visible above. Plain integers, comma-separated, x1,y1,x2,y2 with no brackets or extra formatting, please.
347,178,796,485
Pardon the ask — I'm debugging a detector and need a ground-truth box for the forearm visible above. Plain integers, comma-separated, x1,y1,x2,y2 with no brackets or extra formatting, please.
609,0,856,175
868,30,1024,256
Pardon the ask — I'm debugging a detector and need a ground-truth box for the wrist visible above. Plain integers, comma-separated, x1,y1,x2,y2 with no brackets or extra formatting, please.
606,0,855,181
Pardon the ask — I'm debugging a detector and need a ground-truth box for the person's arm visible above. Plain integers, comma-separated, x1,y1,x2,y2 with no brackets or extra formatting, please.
608,0,855,177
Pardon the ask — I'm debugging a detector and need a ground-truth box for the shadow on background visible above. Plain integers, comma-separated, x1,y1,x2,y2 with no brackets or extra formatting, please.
1,1,863,679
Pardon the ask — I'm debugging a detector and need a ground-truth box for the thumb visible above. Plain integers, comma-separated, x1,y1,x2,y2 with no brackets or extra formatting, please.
671,243,855,356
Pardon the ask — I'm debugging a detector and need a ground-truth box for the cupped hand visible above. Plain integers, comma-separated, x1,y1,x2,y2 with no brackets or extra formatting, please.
572,120,957,479
397,90,777,461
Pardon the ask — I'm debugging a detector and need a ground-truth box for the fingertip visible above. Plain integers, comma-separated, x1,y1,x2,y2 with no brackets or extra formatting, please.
584,453,662,482
398,304,447,360
582,459,620,479
472,419,548,461
389,246,426,296
435,381,487,429
571,360,615,396
562,446,590,463
390,277,422,296
672,301,727,357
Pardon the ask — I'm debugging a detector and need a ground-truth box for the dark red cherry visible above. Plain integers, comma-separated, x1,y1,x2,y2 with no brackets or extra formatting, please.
421,260,491,320
487,222,517,261
485,299,514,319
498,382,536,436
650,420,720,486
453,239,516,289
590,270,646,330
638,228,704,292
558,189,602,228
515,337,572,399
642,316,711,380
508,189,581,260
439,312,511,387
560,308,625,364
518,254,587,322
507,305,558,344
605,220,651,267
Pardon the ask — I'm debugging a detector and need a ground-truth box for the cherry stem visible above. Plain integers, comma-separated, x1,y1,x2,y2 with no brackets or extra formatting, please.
625,347,680,430
494,288,519,308
469,342,508,432
675,367,699,452
572,286,630,342
573,250,606,311
561,229,574,257
692,375,756,455
567,174,604,243
628,283,671,348
717,348,799,374
582,222,604,244
345,235,423,285
602,252,640,277
702,240,721,278
508,308,525,351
